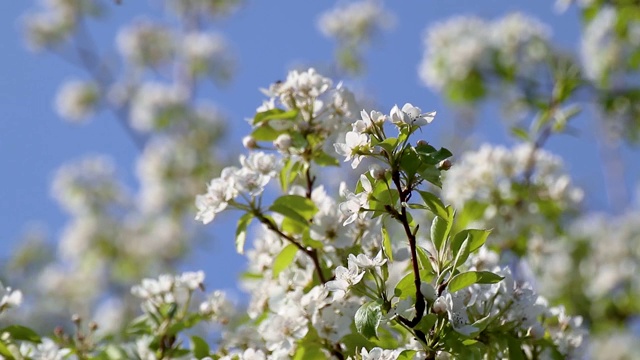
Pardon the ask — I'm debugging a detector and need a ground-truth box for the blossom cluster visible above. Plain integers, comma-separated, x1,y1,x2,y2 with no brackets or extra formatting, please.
317,1,393,44
419,13,551,91
580,6,640,84
195,152,281,224
10,0,234,333
442,143,583,251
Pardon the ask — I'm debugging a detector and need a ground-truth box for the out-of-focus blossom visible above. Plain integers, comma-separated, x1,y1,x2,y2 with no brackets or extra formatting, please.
0,282,22,314
182,32,235,82
317,1,394,44
55,79,100,123
419,13,551,91
117,20,175,67
130,82,188,132
442,144,583,249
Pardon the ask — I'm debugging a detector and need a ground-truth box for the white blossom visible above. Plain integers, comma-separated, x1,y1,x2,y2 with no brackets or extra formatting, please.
0,282,22,313
360,347,399,360
390,103,435,127
117,20,174,67
348,250,386,269
325,262,365,300
54,79,100,123
334,131,370,169
317,1,394,43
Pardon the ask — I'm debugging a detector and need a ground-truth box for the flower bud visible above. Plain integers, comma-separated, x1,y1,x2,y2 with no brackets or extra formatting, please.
432,297,447,314
242,136,258,150
420,282,437,302
369,164,386,180
274,133,292,152
416,140,429,147
438,159,452,171
528,324,545,340
89,321,99,332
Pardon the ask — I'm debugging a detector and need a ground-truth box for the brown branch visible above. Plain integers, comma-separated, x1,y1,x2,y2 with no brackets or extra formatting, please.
391,168,425,328
255,213,327,283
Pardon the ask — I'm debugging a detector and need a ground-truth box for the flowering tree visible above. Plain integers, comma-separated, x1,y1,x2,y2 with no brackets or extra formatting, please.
1,0,639,359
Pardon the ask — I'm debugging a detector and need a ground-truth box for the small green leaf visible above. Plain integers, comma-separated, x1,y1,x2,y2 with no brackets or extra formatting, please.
269,204,309,227
273,244,299,277
253,108,298,125
451,229,491,256
251,125,281,141
272,195,318,220
415,141,437,154
448,271,503,293
415,314,438,334
293,344,325,360
0,325,41,343
236,212,254,254
400,148,421,175
0,341,13,358
190,335,210,359
354,301,382,339
313,150,339,166
381,226,393,262
451,236,470,270
431,216,450,253
510,127,530,141
416,246,433,272
417,191,448,219
506,335,526,360
376,137,398,154
394,269,432,298
104,345,126,360
397,350,418,360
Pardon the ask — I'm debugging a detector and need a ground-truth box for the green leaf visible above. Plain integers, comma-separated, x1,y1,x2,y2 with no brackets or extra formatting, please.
190,335,210,359
104,345,126,360
167,313,204,335
417,191,449,219
280,216,306,235
455,201,488,230
273,244,298,277
510,127,530,141
272,195,318,220
279,158,296,192
431,216,451,253
394,273,415,298
313,150,339,166
0,341,13,358
253,108,298,125
394,269,432,299
415,141,437,154
397,350,418,360
416,246,434,272
415,314,438,334
506,335,526,360
448,271,504,293
126,315,152,335
354,301,382,339
381,226,393,262
236,212,254,254
269,204,309,227
451,229,491,256
400,148,421,175
0,325,41,343
451,235,470,270
251,125,281,141
293,344,326,360
376,137,398,155
425,147,453,164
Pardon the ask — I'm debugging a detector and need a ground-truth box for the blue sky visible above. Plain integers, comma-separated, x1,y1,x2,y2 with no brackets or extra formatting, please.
1,1,637,294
